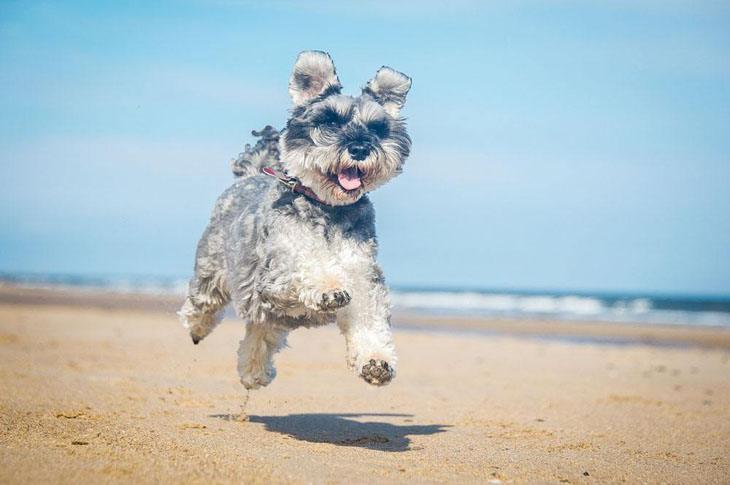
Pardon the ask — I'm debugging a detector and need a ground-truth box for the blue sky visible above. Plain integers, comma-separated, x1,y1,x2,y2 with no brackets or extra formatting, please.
1,1,729,296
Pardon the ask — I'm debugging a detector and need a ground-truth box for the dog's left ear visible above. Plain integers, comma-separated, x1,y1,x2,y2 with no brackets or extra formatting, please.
363,67,412,117
289,50,342,106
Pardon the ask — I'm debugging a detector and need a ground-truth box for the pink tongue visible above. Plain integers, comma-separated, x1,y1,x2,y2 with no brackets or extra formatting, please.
337,167,362,190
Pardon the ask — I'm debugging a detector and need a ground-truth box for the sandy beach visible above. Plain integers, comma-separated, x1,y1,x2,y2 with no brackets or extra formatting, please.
1,286,729,483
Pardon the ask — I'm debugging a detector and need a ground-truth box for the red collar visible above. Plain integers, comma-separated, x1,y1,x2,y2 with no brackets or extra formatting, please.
261,167,329,205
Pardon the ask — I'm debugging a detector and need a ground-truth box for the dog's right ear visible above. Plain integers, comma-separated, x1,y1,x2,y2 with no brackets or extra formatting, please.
289,51,342,106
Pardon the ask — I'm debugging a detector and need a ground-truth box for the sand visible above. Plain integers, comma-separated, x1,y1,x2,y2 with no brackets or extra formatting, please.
0,286,729,483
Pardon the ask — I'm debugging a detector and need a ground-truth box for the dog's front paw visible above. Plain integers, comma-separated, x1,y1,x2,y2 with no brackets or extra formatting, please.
319,289,351,311
361,359,394,386
303,288,351,312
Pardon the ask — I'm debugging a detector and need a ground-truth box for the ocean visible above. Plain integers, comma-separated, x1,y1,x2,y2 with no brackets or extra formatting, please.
2,273,729,328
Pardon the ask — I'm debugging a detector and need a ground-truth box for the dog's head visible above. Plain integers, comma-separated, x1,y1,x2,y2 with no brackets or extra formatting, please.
280,51,412,206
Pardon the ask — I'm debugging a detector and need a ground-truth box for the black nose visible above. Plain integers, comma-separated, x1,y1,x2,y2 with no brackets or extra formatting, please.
348,143,370,161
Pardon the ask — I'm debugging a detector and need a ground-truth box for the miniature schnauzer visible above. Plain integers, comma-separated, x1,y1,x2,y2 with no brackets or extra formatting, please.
179,51,411,389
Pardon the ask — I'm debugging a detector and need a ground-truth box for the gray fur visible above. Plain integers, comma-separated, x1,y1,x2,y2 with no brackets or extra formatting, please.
179,51,412,389
231,126,282,178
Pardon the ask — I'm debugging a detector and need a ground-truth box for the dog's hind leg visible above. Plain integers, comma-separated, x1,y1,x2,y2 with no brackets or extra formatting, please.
179,272,230,345
180,219,232,344
237,322,289,390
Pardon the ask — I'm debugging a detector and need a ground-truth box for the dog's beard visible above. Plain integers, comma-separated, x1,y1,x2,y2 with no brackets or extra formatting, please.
283,144,402,206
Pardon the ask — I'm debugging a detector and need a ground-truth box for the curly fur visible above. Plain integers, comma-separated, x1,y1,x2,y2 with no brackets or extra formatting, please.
179,50,411,389
231,125,282,178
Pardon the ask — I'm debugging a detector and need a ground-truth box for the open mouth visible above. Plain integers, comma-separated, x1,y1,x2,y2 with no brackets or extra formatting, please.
335,166,362,191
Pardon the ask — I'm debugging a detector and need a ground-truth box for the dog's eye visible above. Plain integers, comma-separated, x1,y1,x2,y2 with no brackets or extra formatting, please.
367,120,390,138
317,110,345,128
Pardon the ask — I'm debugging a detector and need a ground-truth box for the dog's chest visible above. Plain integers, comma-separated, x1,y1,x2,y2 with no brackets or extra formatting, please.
272,198,376,266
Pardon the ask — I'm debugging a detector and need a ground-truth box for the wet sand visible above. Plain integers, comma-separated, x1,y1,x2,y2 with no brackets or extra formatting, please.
0,286,728,483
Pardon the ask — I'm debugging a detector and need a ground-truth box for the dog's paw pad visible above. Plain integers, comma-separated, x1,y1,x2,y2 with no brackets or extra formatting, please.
361,359,393,386
319,289,351,311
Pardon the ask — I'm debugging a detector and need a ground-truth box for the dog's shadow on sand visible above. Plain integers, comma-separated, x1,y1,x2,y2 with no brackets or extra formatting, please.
210,413,449,452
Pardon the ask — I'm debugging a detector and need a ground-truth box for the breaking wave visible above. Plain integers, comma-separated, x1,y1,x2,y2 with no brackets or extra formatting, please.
390,289,730,327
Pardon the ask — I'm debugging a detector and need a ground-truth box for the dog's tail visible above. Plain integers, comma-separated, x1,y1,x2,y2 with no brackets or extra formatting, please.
231,125,283,178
